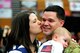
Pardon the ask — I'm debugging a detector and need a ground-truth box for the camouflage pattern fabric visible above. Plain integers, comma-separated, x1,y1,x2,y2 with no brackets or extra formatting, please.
64,39,80,53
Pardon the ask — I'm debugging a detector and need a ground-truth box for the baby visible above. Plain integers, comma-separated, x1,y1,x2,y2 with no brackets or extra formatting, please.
38,27,71,53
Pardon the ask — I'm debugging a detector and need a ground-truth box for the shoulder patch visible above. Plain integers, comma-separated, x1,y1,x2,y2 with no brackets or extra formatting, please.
41,45,52,52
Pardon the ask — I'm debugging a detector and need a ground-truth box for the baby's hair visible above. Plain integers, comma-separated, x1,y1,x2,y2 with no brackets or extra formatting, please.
53,27,71,37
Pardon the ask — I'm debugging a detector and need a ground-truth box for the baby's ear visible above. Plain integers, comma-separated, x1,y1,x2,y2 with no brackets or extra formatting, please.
52,34,58,41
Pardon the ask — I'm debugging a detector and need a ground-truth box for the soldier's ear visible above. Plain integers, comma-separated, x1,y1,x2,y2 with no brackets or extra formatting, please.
60,20,64,27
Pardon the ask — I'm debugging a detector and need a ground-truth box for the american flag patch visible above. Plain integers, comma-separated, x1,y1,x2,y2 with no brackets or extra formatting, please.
41,45,52,52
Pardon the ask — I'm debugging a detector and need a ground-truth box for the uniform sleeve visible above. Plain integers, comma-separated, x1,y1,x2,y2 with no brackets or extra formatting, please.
64,40,80,53
72,48,80,53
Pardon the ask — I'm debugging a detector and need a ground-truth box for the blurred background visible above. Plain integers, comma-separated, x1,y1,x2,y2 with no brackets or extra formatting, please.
0,0,80,33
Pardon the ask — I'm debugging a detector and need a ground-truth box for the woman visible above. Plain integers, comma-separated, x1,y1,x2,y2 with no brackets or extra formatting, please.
5,11,42,53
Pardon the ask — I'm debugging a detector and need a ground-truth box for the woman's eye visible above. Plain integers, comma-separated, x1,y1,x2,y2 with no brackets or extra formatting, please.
33,21,36,23
33,19,36,23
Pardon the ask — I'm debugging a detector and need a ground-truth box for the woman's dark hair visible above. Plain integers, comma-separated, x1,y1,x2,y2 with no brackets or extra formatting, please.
5,11,35,53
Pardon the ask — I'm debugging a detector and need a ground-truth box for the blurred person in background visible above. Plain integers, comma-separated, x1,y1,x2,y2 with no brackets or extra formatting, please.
78,40,80,45
0,25,11,53
2,25,11,47
5,11,42,53
76,31,80,45
0,27,4,53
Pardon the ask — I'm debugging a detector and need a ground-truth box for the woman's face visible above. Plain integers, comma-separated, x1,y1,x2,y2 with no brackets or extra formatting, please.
29,13,42,34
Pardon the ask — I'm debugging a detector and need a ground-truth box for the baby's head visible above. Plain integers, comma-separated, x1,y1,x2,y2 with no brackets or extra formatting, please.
52,27,71,48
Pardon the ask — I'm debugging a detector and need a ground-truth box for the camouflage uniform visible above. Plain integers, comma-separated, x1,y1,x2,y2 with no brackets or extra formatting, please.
64,39,80,53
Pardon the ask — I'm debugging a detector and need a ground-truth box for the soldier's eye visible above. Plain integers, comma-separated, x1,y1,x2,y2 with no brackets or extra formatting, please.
42,18,46,22
48,19,54,22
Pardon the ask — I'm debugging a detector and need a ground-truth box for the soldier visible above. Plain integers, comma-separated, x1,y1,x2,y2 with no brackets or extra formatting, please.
40,5,80,53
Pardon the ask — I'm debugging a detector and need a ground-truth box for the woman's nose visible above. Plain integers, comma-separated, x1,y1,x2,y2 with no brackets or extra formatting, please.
38,20,41,25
